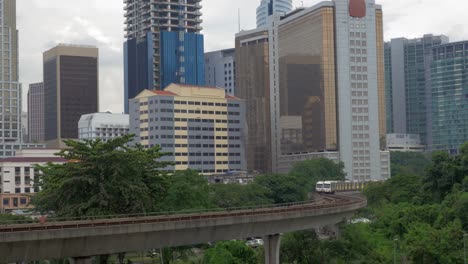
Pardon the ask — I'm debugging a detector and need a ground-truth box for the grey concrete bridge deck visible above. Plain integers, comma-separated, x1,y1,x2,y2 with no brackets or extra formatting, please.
0,194,367,264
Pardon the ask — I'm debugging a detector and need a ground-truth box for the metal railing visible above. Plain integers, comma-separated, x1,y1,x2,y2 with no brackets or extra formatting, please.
0,194,366,233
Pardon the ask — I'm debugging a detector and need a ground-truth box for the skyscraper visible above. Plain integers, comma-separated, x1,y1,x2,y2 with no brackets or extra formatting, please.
237,0,390,181
124,0,205,113
235,29,271,173
43,44,99,148
256,0,293,28
426,41,468,153
0,0,22,157
27,83,44,143
204,48,236,95
384,34,448,143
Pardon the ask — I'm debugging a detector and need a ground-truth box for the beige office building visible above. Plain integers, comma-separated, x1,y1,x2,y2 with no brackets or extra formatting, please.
129,84,246,174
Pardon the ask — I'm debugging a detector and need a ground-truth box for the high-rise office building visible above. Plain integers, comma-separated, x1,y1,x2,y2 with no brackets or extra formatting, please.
129,84,246,174
235,29,271,174
256,0,293,28
204,48,236,95
124,0,205,113
426,41,468,153
237,0,390,181
27,83,45,143
43,44,99,148
384,34,448,144
0,0,22,157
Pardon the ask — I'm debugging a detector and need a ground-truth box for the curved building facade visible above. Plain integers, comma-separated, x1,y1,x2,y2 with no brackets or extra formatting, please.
256,0,293,28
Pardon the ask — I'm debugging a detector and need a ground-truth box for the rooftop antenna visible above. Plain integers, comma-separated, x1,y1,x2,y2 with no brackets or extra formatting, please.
238,8,241,32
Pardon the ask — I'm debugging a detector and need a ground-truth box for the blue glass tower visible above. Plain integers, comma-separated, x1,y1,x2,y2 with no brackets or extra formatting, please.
124,0,205,113
256,0,293,28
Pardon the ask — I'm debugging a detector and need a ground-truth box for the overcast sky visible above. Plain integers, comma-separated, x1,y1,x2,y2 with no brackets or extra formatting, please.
17,0,468,114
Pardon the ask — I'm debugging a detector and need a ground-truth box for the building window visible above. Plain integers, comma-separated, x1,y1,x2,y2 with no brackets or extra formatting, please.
15,188,21,193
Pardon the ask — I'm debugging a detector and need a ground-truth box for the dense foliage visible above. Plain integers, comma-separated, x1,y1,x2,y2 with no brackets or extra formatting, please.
277,148,468,263
0,214,32,224
203,241,258,264
289,158,346,187
390,151,431,177
32,137,347,219
32,135,172,217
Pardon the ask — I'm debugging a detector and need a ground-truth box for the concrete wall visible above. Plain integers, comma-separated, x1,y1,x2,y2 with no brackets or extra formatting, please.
0,196,366,262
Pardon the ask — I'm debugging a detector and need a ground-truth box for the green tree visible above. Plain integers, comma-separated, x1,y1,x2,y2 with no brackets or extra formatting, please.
453,192,468,231
210,183,272,208
32,135,172,217
161,170,214,211
281,230,321,264
364,173,424,206
423,151,461,202
161,246,196,264
0,214,32,224
404,221,464,264
254,174,308,204
289,158,346,190
203,241,257,264
390,151,431,177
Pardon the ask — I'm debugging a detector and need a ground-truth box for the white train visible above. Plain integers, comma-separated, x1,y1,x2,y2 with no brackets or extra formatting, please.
315,180,377,193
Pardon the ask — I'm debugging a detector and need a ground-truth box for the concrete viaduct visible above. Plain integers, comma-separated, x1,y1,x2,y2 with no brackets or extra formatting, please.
0,194,366,264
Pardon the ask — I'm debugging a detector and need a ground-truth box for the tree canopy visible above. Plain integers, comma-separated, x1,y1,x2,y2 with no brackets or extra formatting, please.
32,135,172,217
161,170,214,211
390,151,431,177
203,241,257,264
289,158,346,189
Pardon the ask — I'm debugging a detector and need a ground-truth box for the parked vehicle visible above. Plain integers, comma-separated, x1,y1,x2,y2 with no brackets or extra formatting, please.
246,238,264,248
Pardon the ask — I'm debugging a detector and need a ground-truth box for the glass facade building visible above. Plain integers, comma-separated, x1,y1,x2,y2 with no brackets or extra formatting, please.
276,6,337,154
384,34,448,144
237,0,390,180
235,29,271,173
0,0,21,157
256,0,293,28
43,45,99,147
124,0,205,113
426,41,468,153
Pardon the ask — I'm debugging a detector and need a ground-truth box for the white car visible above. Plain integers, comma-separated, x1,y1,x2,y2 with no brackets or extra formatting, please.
246,238,264,248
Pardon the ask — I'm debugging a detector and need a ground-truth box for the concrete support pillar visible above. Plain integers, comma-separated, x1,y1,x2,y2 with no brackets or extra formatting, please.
69,257,93,264
264,234,281,264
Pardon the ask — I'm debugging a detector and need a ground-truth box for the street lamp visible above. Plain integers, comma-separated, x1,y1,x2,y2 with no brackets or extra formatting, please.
393,238,398,264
